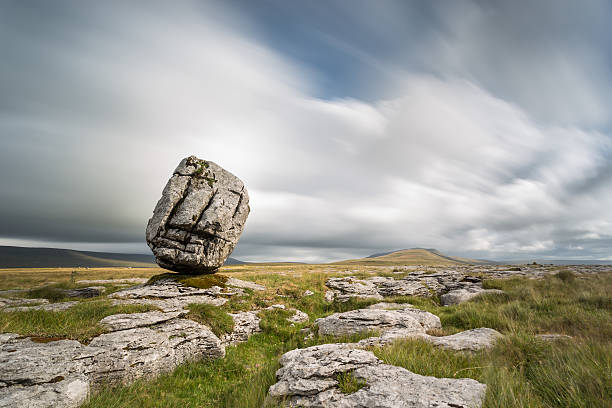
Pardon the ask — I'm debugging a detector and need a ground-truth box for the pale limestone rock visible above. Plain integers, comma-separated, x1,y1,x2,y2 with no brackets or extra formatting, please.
99,310,186,331
315,309,432,337
222,311,261,346
3,301,78,313
88,318,224,385
146,156,250,274
268,343,486,408
226,277,265,291
440,288,504,306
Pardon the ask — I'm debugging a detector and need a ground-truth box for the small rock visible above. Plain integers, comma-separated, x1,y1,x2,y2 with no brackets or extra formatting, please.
421,328,503,351
536,333,572,341
440,288,504,306
0,297,49,308
303,290,314,296
221,311,261,346
287,310,309,324
76,278,148,285
3,302,78,313
226,278,265,291
62,287,105,299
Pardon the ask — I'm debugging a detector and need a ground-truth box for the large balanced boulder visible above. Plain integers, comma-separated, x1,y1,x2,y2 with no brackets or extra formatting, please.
146,156,250,274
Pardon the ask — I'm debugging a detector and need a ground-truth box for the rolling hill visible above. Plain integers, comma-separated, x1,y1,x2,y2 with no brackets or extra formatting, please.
335,248,491,266
0,246,245,268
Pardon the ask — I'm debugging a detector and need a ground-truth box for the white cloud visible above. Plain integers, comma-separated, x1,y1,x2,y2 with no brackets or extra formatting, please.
1,1,611,262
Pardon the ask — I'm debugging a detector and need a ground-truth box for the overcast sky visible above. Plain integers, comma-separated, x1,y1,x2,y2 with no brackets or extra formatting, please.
1,0,612,262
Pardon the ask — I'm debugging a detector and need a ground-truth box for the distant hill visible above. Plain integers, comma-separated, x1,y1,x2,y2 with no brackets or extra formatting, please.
336,248,491,266
0,246,245,268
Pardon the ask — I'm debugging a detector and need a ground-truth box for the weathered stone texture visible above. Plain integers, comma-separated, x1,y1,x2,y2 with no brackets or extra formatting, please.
268,343,487,408
146,156,249,273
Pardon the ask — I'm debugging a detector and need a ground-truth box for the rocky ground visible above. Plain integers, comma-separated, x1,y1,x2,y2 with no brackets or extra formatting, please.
1,263,610,407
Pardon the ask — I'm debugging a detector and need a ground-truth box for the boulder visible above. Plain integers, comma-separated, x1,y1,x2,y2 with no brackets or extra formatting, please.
358,327,503,352
267,343,487,408
146,156,250,274
315,308,440,337
88,318,224,385
440,288,504,306
221,311,261,346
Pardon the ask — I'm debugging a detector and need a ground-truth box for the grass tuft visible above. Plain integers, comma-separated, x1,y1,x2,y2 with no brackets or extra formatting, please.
187,303,234,337
0,300,155,342
336,370,366,394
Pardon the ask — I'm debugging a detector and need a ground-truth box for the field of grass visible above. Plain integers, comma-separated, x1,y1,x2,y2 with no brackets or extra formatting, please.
1,264,610,407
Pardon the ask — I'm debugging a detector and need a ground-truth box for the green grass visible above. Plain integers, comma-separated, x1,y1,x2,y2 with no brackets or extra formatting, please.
373,335,611,408
0,300,155,342
187,303,234,337
2,265,610,408
336,371,366,394
80,270,611,408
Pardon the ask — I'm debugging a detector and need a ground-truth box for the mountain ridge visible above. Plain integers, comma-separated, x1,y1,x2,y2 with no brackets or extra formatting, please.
0,246,245,268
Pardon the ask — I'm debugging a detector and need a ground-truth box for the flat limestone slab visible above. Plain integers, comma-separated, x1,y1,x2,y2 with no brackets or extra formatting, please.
268,343,486,408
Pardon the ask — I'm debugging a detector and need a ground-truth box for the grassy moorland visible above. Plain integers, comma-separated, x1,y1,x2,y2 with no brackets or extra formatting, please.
1,264,611,407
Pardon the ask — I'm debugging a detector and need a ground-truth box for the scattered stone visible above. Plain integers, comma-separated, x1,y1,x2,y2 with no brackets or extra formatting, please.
226,277,265,291
146,156,250,274
3,301,78,313
287,310,309,324
300,328,314,341
221,311,261,346
99,310,186,331
303,290,314,296
315,308,440,337
536,333,573,341
440,288,504,306
62,286,106,299
421,328,503,351
325,272,505,305
264,304,310,324
267,343,486,408
76,278,148,285
325,277,383,302
0,297,49,308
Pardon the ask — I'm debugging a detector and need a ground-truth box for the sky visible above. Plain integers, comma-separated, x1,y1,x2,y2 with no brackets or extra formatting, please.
1,0,612,263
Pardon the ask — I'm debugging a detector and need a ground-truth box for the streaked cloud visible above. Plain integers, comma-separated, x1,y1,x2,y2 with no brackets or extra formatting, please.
1,0,611,262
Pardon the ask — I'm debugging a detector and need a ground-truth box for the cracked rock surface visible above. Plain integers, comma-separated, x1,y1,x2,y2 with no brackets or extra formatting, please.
268,343,487,408
0,310,225,407
146,155,250,274
316,308,441,337
109,275,251,312
316,307,501,352
325,271,500,305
